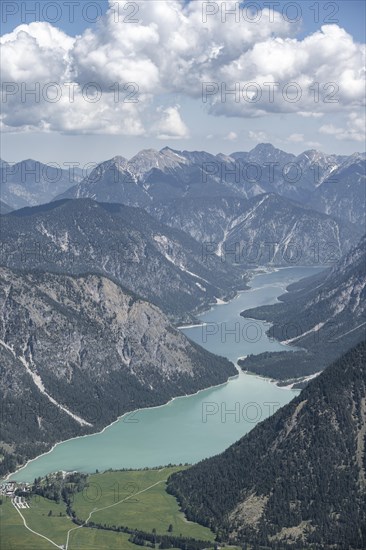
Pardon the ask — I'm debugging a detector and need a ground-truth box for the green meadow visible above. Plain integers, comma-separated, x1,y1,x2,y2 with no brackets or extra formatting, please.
0,466,215,549
72,467,214,541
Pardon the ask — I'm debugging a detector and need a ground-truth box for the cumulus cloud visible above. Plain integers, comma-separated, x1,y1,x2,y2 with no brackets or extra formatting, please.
249,130,268,142
319,112,366,142
288,133,304,142
1,22,74,82
306,141,322,148
0,1,365,135
154,105,189,139
224,131,238,141
298,111,324,118
0,21,147,134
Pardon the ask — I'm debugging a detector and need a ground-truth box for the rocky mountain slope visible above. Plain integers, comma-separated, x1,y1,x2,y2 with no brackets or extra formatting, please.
55,147,250,205
168,341,366,549
54,144,365,229
0,267,236,477
3,144,363,235
0,200,12,214
311,154,366,226
239,234,366,384
0,199,245,321
153,194,359,266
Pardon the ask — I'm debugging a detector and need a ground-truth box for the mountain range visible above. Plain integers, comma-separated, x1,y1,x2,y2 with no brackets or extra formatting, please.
54,144,365,227
1,144,365,229
0,142,365,530
0,199,245,321
2,144,364,277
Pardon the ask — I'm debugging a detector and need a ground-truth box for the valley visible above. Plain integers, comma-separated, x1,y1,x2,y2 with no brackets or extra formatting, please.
5,266,313,484
238,235,366,384
1,0,365,546
1,144,365,550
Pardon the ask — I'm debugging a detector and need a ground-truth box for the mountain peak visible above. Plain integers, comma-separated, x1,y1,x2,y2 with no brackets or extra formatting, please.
250,142,276,151
129,148,160,160
111,155,127,164
128,147,187,176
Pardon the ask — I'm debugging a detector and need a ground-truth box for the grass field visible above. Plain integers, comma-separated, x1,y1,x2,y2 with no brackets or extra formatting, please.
72,467,215,541
68,528,146,550
0,497,63,550
0,467,215,550
22,492,71,545
0,496,151,550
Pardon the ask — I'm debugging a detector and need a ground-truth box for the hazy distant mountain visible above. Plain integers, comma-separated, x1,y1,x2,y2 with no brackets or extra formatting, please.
168,341,366,549
55,147,254,204
0,159,82,210
0,199,244,321
239,234,366,383
231,142,296,167
153,196,248,244
154,194,359,266
4,144,364,250
0,267,235,476
0,199,12,214
55,144,365,230
55,156,151,207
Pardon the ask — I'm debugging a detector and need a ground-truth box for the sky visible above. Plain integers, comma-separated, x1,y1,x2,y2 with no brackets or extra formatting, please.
1,0,365,164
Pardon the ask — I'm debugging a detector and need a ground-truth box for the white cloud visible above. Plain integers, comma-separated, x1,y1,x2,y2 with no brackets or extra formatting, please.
319,112,366,142
224,131,238,141
1,22,74,82
0,2,365,135
288,133,304,142
154,105,189,139
319,124,338,135
306,141,322,148
249,130,268,142
298,111,324,118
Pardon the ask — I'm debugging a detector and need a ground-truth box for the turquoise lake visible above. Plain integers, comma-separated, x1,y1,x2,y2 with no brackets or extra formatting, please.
9,266,324,482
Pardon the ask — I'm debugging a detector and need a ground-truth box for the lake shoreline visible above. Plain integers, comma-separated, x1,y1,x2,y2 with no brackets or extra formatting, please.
4,368,242,483
176,264,318,330
6,266,319,482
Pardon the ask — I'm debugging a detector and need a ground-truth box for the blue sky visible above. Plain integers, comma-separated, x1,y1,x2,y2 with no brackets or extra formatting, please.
1,1,365,163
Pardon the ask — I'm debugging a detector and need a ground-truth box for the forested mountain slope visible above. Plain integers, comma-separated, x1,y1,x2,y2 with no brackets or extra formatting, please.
168,341,366,549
